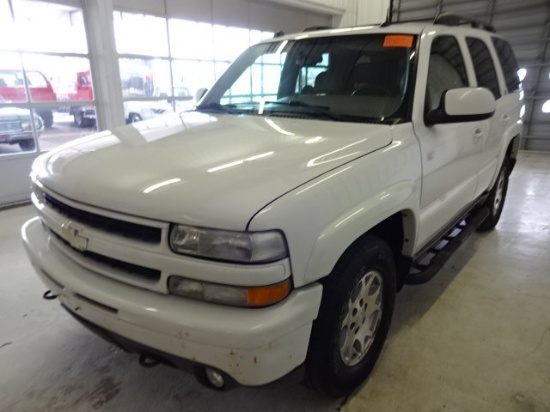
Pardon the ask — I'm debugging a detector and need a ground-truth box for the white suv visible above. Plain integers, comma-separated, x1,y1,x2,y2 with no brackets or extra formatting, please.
22,13,521,396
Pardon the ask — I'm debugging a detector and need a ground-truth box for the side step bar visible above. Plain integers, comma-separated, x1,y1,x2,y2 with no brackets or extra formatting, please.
406,206,489,285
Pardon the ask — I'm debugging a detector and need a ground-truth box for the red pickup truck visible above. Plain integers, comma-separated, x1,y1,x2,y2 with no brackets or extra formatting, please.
0,69,56,127
67,71,96,127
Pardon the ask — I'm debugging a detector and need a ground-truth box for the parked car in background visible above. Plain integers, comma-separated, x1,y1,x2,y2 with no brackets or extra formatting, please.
123,100,173,124
0,96,44,151
68,71,195,126
0,69,56,127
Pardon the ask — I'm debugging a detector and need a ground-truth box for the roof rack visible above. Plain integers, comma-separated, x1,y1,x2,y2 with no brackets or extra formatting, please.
433,12,495,32
303,26,331,32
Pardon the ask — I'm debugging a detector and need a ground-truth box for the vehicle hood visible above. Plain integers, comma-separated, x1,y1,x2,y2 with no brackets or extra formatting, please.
0,107,32,120
34,112,392,229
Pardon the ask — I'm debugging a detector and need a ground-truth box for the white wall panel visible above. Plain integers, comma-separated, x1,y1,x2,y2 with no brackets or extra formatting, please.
0,154,36,205
357,0,389,25
305,12,331,28
212,0,250,28
279,6,307,33
250,2,282,31
112,0,165,15
166,0,212,22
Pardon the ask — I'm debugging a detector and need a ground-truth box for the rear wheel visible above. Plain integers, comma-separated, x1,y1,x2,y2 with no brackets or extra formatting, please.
36,109,53,128
478,160,509,232
305,235,396,397
74,111,84,127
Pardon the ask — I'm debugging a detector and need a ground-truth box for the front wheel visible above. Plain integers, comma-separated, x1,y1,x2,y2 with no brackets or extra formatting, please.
128,113,142,124
477,160,509,232
305,235,396,397
19,139,35,151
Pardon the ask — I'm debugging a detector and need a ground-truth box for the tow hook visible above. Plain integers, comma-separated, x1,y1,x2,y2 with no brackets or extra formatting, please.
42,290,58,300
138,354,161,368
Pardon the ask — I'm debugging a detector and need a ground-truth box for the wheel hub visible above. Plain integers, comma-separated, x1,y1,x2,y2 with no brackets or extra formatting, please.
339,270,384,366
493,171,505,215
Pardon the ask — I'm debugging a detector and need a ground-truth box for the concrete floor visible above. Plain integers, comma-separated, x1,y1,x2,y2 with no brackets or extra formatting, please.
1,151,549,412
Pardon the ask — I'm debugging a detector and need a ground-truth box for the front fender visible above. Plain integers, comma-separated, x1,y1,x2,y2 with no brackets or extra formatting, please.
248,125,421,287
303,180,418,285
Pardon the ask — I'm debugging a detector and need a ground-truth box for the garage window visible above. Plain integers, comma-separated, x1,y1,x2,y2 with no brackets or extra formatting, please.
114,12,273,123
0,0,97,155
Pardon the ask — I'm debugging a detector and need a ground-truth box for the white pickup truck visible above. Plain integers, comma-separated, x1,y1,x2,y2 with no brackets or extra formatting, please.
22,14,522,396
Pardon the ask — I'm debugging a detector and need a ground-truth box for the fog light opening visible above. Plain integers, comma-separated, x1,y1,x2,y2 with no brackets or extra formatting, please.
205,367,225,389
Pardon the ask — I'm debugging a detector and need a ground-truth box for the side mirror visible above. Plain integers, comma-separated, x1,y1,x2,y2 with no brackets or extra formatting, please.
426,87,496,125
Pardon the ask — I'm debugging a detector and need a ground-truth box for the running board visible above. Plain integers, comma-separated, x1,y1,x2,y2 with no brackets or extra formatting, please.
406,207,489,285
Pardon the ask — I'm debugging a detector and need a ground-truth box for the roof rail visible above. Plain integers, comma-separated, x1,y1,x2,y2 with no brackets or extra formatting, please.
303,26,331,32
433,12,495,32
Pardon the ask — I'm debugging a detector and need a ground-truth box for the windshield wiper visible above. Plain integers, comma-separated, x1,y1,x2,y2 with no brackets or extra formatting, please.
264,100,342,121
195,102,240,114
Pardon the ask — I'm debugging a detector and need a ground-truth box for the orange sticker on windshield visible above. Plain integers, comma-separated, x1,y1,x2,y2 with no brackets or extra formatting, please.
383,35,414,48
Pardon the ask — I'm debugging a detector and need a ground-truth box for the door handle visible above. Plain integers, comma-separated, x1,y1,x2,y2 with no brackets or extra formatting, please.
473,128,483,143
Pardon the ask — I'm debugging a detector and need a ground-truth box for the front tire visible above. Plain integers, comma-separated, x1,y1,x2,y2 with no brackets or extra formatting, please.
478,160,509,232
19,139,35,151
305,235,396,397
128,113,142,124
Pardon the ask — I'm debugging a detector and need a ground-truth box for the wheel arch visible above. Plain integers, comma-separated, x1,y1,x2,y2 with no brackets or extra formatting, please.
307,208,417,292
505,134,520,174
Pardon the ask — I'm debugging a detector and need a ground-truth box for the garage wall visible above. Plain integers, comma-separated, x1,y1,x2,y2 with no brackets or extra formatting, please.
112,0,334,33
394,0,550,151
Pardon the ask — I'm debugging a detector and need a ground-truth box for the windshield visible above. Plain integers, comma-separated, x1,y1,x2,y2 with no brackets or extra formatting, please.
199,33,417,124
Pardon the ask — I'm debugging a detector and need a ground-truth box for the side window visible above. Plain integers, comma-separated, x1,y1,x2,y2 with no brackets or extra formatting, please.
492,37,520,92
426,36,468,113
466,37,501,99
26,71,48,88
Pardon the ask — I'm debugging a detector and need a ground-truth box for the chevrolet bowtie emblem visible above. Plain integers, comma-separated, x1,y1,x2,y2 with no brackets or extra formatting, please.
61,222,88,251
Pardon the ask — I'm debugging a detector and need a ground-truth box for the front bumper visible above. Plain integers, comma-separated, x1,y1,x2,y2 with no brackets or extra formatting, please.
0,131,33,144
22,217,323,386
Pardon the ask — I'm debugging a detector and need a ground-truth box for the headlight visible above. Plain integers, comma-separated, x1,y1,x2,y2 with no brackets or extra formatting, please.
168,276,291,307
169,224,288,263
21,120,31,130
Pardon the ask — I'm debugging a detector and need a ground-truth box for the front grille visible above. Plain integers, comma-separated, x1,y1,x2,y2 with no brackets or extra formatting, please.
0,120,21,133
54,232,161,282
44,192,162,244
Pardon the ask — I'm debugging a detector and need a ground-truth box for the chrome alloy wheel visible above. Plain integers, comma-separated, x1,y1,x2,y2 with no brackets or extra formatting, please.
493,170,506,215
339,270,384,366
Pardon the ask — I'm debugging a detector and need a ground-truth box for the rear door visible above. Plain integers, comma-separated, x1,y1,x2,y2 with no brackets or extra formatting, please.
412,32,486,250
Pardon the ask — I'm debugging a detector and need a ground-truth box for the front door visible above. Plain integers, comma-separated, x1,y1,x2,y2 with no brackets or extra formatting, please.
413,33,486,250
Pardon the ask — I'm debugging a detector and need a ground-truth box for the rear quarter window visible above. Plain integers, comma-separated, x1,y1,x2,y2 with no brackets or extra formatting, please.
491,37,521,92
